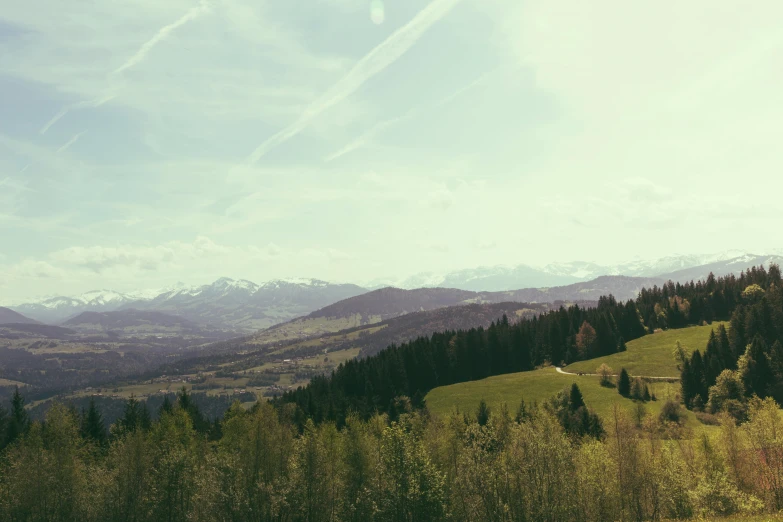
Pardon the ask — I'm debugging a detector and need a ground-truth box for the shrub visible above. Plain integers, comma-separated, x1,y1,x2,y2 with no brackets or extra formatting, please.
597,364,614,387
659,400,682,424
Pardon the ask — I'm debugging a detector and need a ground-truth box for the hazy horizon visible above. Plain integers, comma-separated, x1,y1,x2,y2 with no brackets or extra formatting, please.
3,0,783,303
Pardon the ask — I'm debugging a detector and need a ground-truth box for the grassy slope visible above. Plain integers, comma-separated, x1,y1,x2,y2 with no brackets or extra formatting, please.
426,366,697,427
565,322,728,377
426,324,732,430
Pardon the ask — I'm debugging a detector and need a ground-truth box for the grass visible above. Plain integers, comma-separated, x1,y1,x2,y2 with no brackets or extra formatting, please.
426,366,703,431
565,322,728,378
426,325,739,434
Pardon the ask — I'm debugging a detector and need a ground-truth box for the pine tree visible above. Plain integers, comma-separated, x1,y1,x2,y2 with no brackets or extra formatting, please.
515,397,530,423
740,336,775,399
718,323,734,369
6,386,29,446
617,368,631,397
476,399,491,426
569,383,585,411
0,404,8,451
160,395,173,416
81,398,106,446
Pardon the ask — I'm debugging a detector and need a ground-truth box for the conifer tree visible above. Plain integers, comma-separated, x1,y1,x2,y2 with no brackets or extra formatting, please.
617,368,631,397
476,399,491,426
569,383,585,411
81,398,106,446
740,336,775,399
6,386,29,446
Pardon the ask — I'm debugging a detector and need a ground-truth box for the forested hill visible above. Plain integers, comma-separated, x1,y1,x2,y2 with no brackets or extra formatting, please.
278,265,781,425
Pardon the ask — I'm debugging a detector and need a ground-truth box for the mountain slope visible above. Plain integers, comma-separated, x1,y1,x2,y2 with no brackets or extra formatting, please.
63,309,208,337
0,306,40,325
250,276,660,346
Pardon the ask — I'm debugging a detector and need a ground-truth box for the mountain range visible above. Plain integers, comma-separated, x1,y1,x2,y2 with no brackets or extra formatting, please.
371,252,783,291
11,278,368,332
8,252,782,335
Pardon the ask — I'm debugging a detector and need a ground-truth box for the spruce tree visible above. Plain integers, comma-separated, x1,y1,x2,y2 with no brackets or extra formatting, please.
81,398,106,445
6,386,29,446
476,399,491,426
569,383,585,411
617,368,631,397
160,395,173,416
741,336,775,398
0,404,8,451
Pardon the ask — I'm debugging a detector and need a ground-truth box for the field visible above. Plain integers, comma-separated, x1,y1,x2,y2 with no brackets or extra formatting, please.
565,322,728,377
425,366,700,427
425,324,734,431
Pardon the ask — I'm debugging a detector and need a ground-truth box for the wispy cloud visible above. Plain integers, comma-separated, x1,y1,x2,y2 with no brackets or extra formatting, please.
324,67,500,162
324,109,415,162
247,0,462,164
57,131,86,153
111,0,211,77
38,1,211,134
40,94,116,135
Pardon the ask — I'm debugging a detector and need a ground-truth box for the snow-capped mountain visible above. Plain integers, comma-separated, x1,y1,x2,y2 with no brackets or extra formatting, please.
377,251,783,292
9,277,368,332
9,251,782,329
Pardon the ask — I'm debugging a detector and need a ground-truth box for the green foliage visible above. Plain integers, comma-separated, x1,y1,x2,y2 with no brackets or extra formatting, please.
659,400,682,424
475,399,490,426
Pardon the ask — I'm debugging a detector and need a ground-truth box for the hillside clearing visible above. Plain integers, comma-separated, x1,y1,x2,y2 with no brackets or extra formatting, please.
425,366,702,429
565,322,728,377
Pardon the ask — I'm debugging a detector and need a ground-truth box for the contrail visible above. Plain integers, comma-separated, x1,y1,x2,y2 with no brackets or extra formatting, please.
57,131,86,153
324,67,500,162
40,95,114,134
39,1,210,134
247,0,462,164
324,109,415,162
112,0,211,76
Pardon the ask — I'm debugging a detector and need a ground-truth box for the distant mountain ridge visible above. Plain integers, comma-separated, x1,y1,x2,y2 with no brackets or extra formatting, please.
9,251,783,333
371,251,783,291
0,306,40,325
11,278,368,333
250,275,662,347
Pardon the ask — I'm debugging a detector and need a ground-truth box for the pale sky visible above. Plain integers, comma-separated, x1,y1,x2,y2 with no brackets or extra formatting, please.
1,0,783,302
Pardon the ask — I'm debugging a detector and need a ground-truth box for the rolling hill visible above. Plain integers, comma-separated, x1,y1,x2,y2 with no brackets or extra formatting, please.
424,322,728,428
158,300,567,377
0,306,40,325
62,309,220,338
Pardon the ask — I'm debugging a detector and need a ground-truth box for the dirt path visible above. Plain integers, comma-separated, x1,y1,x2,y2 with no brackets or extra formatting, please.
555,366,678,381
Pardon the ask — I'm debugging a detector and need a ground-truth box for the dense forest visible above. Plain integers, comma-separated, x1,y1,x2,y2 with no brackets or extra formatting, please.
0,384,782,521
677,269,783,418
278,265,782,425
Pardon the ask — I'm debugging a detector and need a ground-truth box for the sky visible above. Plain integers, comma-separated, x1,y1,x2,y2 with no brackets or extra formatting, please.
1,0,783,303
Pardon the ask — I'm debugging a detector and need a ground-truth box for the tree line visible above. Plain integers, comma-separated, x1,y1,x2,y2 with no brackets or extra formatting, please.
1,384,782,521
679,269,783,419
